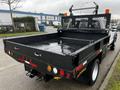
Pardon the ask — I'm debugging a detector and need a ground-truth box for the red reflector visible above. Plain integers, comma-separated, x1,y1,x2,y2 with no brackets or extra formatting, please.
31,63,37,68
59,69,65,76
76,64,84,72
29,60,38,68
18,55,25,63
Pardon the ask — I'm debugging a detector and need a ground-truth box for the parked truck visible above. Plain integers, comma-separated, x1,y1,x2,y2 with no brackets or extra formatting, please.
3,4,116,85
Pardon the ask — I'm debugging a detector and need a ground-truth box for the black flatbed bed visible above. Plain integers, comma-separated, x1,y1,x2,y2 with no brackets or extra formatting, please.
28,37,92,55
3,30,109,71
4,14,110,83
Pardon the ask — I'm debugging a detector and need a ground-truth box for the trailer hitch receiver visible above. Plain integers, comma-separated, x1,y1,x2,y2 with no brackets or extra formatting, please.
26,70,38,78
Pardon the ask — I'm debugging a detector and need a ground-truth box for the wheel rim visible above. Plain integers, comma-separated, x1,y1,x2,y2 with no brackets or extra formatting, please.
92,62,99,81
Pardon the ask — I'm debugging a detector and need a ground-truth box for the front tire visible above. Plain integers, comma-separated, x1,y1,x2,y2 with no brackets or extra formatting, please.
110,43,115,51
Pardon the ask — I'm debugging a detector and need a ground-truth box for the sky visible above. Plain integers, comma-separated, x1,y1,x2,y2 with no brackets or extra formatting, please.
0,0,120,19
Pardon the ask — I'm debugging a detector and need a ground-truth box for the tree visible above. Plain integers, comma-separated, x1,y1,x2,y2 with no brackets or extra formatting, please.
0,0,22,32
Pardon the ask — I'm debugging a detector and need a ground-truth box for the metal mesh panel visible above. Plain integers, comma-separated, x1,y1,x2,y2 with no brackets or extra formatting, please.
62,14,111,29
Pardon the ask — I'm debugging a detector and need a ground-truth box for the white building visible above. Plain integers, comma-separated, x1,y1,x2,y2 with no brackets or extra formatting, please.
0,9,61,26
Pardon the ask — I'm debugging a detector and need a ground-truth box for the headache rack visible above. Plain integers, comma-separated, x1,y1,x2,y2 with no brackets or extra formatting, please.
69,2,99,15
62,2,111,29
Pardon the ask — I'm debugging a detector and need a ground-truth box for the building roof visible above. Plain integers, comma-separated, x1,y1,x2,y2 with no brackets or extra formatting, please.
0,9,58,17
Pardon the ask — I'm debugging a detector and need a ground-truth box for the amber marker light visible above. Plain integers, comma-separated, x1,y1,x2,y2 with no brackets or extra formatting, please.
64,12,68,16
105,9,110,14
47,65,52,72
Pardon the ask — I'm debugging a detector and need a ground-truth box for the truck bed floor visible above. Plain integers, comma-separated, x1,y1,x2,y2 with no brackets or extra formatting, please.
28,37,90,55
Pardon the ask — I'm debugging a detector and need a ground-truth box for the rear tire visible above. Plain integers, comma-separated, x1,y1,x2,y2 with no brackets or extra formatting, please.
86,59,100,86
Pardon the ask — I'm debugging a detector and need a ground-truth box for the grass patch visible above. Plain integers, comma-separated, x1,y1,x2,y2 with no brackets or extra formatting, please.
105,57,120,90
0,32,45,37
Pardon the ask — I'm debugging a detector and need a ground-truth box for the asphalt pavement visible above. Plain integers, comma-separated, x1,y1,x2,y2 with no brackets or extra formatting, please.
0,32,120,90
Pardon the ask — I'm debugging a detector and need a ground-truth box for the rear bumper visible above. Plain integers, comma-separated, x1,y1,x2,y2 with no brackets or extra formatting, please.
24,62,73,80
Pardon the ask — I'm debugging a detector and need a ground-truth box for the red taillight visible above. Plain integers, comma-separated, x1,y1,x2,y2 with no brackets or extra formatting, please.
59,69,65,76
75,64,84,72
